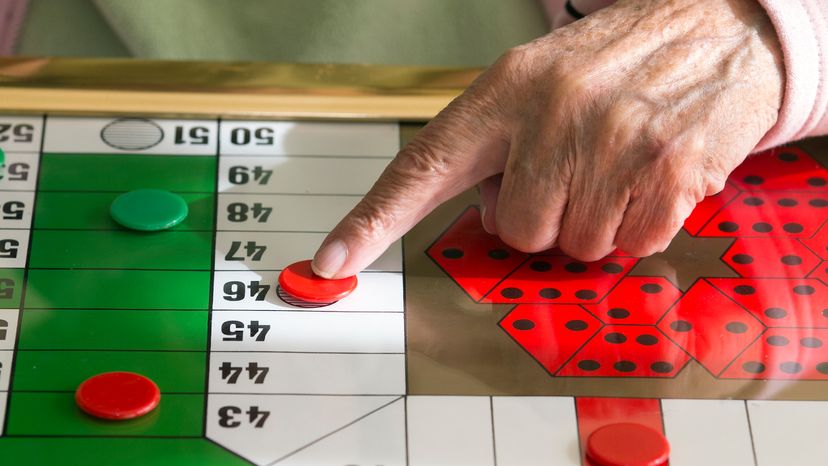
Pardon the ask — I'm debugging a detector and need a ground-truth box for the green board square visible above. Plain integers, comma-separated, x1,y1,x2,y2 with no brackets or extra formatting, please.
0,268,23,309
38,153,216,192
18,310,207,350
29,230,213,270
34,192,214,230
12,350,206,392
0,438,250,465
5,392,204,436
25,270,210,309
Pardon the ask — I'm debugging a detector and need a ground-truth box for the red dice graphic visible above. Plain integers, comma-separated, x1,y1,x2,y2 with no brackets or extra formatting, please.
708,278,828,328
808,261,828,287
427,206,529,301
722,237,821,278
730,147,828,192
499,304,602,374
658,280,764,376
698,192,825,238
484,255,638,304
802,221,828,261
559,325,690,377
721,328,828,380
584,276,682,325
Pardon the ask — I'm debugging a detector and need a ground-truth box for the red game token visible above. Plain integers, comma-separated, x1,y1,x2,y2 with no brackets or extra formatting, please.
278,260,358,304
75,372,160,420
586,422,670,466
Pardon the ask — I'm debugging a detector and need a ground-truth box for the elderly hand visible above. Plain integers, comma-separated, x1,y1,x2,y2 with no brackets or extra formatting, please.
312,0,784,279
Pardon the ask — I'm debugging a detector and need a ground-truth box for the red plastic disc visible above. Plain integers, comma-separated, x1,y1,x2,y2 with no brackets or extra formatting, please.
586,422,670,466
75,372,161,420
278,260,358,303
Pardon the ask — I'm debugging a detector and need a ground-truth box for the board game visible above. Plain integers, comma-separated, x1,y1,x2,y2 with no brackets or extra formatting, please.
1,58,828,466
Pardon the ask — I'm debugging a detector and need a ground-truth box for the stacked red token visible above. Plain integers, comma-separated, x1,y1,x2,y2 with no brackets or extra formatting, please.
278,260,358,305
75,372,161,420
586,422,670,466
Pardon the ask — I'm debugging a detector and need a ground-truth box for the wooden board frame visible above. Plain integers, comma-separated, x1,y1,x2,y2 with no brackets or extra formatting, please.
0,57,480,121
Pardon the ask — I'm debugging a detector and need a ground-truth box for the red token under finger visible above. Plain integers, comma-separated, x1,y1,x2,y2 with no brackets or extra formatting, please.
75,372,161,420
278,260,358,303
586,422,670,466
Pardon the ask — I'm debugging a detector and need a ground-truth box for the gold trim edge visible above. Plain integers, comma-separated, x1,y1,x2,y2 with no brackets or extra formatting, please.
0,57,480,120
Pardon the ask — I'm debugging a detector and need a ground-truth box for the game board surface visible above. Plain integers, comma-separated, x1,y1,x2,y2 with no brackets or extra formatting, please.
1,114,828,465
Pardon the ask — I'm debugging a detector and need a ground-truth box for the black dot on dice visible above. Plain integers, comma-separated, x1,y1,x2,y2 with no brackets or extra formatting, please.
640,283,663,294
636,334,659,346
725,321,748,334
781,255,802,266
753,222,773,233
742,361,766,373
511,319,535,331
670,320,693,332
822,309,828,318
530,260,551,272
778,152,799,162
651,362,674,373
778,198,798,207
718,221,739,233
442,248,463,259
744,175,764,185
578,360,600,371
767,335,789,346
614,361,637,372
565,262,588,273
500,287,523,299
764,307,787,319
607,308,630,319
601,263,623,274
809,199,828,208
793,285,815,295
783,223,804,234
743,197,764,206
565,320,589,331
780,361,803,374
604,332,627,344
734,285,755,295
488,249,510,260
801,337,823,348
575,290,598,300
817,362,828,375
732,254,753,265
808,177,827,187
539,288,561,299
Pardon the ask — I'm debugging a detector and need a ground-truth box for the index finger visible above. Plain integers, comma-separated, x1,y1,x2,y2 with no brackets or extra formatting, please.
311,91,509,279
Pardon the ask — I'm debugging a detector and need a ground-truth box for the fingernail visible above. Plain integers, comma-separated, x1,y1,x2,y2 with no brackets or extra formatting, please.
312,239,348,278
481,205,494,234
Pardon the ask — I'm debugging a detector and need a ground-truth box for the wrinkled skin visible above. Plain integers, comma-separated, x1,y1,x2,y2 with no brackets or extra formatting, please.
312,0,784,279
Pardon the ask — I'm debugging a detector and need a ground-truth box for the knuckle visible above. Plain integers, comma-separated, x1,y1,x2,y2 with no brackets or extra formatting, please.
345,199,399,244
392,138,452,181
497,228,553,254
558,235,612,262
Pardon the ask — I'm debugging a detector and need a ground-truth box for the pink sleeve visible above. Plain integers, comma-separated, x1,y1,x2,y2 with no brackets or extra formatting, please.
754,0,828,150
542,0,828,150
0,0,29,56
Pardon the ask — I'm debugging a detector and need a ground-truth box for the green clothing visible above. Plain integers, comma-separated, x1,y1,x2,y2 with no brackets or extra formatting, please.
17,0,548,67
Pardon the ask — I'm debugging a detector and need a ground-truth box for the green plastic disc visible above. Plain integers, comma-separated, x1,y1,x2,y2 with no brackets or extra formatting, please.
0,146,5,167
110,189,188,231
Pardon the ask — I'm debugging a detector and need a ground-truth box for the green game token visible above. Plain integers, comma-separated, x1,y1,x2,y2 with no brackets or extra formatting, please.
110,189,188,231
0,146,5,167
